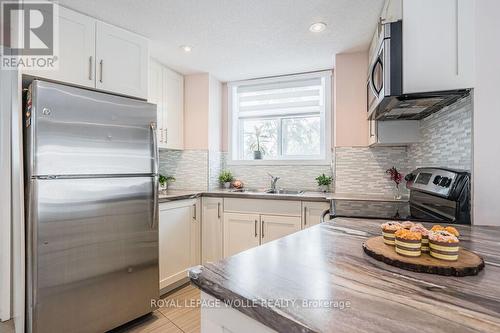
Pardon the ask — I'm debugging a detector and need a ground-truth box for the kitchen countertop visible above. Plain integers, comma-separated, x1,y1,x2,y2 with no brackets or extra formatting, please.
158,189,408,203
189,218,500,333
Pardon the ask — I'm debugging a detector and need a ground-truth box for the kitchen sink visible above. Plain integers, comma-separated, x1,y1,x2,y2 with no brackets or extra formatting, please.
229,188,305,195
265,189,305,195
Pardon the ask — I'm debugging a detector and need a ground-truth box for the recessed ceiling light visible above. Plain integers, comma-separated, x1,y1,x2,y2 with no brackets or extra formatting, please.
309,22,327,33
180,45,192,53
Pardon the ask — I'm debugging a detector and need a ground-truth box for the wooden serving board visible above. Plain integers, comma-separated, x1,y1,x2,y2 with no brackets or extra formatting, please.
362,236,484,276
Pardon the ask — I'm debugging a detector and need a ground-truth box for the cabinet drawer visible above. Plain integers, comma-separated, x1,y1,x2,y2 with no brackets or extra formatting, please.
223,198,301,216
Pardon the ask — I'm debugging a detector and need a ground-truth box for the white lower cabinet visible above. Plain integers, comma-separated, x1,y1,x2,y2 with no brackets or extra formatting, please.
201,197,224,264
302,201,330,229
222,198,303,257
223,212,260,258
159,199,200,291
261,215,301,244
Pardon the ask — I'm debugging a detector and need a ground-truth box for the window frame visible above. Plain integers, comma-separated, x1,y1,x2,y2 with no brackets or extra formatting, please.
227,71,332,166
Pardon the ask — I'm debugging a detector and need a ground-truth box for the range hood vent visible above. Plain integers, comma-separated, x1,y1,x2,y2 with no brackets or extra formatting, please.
371,89,470,121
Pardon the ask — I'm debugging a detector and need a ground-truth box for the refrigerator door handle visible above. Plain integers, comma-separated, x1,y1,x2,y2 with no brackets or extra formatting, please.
151,122,159,229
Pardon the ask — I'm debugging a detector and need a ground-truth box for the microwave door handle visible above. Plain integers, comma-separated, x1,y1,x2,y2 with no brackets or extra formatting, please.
369,61,379,97
371,57,383,96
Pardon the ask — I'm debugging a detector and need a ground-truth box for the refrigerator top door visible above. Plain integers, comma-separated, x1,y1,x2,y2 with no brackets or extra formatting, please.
28,80,157,176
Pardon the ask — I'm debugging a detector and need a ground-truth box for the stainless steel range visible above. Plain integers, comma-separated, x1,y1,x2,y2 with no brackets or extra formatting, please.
327,167,471,225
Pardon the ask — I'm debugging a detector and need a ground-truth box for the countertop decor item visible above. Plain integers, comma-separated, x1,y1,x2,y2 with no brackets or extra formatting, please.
247,124,269,160
386,166,404,199
232,179,244,189
315,173,332,192
363,236,483,276
218,170,234,189
159,174,175,191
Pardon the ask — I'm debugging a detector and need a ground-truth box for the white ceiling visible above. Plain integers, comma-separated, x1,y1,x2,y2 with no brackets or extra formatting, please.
56,0,384,82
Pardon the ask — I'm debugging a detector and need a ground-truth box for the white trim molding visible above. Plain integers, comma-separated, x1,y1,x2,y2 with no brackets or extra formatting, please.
227,70,332,166
0,49,14,322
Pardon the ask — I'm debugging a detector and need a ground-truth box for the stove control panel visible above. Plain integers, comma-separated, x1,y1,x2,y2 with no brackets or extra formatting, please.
406,168,458,197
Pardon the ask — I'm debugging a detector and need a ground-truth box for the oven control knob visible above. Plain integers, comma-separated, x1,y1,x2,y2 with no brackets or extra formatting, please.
439,177,449,187
433,175,442,185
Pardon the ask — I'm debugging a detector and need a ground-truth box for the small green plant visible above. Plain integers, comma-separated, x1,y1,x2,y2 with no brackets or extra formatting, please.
316,174,333,186
159,174,176,186
218,170,234,184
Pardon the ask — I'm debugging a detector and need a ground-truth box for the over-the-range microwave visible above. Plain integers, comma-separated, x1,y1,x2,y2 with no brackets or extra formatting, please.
367,20,469,121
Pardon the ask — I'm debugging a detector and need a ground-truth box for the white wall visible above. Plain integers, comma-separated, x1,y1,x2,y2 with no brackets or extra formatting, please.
472,0,500,226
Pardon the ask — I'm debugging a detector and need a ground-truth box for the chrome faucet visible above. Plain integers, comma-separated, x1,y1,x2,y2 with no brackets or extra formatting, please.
268,173,280,192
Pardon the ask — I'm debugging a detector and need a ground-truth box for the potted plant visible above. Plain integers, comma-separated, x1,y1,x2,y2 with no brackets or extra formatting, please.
316,173,333,192
219,170,234,189
386,166,404,199
247,125,267,160
159,174,175,192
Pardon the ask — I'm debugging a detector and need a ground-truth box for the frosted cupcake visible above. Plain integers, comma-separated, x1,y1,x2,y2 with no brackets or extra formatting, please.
380,221,403,246
429,230,460,261
410,224,430,253
394,229,422,257
401,221,415,230
430,225,460,238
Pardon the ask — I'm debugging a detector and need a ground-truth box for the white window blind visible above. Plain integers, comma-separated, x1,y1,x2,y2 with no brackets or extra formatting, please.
229,71,331,164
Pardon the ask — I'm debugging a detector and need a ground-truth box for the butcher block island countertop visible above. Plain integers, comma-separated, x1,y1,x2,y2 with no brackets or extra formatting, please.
189,218,500,333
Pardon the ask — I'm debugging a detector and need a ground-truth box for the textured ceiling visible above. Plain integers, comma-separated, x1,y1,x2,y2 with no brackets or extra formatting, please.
56,0,384,82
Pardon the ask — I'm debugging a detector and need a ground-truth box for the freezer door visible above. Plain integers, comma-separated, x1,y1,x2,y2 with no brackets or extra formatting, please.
27,177,158,333
28,80,156,176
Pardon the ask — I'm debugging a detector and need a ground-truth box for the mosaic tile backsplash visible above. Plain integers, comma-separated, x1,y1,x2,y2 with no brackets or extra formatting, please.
407,95,472,171
159,149,208,190
220,153,334,191
159,97,471,195
334,146,411,196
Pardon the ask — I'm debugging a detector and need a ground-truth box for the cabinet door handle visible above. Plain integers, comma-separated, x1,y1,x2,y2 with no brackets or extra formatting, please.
88,56,93,80
193,204,197,220
254,220,258,237
261,220,264,238
217,202,221,219
99,59,103,83
304,207,307,225
165,128,168,144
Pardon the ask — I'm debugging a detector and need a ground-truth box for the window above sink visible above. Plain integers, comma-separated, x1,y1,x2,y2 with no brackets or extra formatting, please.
227,71,332,166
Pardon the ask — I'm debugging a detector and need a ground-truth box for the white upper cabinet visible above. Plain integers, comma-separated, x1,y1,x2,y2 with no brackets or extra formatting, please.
96,22,149,99
23,7,149,99
148,60,166,148
24,6,95,88
403,0,474,93
148,60,184,149
164,68,184,150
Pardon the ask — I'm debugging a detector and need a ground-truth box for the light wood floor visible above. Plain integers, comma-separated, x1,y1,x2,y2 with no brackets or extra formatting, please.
0,320,14,333
112,284,201,333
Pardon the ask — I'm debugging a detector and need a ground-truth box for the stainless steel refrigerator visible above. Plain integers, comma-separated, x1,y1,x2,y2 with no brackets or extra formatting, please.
24,80,159,333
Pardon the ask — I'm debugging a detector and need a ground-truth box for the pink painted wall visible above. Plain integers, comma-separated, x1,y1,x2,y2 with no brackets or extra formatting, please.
334,52,369,147
184,73,209,150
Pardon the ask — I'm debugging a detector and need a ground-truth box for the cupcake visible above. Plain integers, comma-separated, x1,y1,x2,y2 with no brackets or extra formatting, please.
429,230,460,261
394,229,422,257
410,224,430,253
445,226,460,237
380,221,403,246
401,221,415,230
